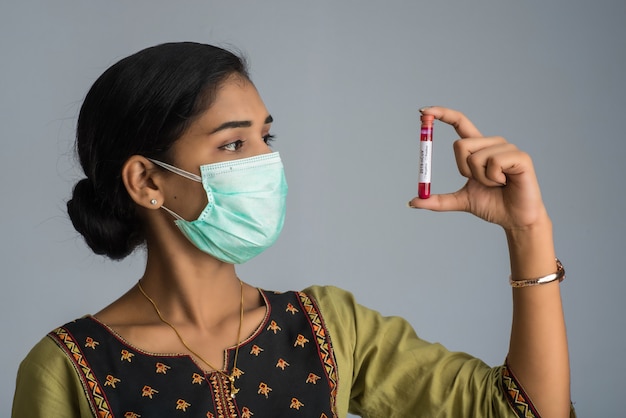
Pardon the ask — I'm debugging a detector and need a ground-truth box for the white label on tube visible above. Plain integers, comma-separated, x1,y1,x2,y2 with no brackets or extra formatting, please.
419,141,432,183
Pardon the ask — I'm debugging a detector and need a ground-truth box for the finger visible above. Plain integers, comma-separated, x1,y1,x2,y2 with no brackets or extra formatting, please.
486,149,536,185
453,136,509,179
465,142,519,187
420,106,482,139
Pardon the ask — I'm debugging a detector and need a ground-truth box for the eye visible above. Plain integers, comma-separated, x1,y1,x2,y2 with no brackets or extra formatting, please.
263,134,276,145
219,139,245,152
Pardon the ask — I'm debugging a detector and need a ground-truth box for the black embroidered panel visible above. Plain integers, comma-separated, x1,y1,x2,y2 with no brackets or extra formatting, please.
50,290,338,418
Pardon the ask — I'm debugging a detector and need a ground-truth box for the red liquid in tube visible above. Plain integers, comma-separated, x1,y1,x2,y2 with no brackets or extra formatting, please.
418,114,434,199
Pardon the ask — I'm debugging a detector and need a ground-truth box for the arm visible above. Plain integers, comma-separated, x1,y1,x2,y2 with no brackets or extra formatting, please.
506,220,570,417
409,107,571,417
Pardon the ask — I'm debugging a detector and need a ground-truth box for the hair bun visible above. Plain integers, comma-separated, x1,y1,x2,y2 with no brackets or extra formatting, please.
67,178,138,259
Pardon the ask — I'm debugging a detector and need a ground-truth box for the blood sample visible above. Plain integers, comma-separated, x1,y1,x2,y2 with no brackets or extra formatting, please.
418,114,434,199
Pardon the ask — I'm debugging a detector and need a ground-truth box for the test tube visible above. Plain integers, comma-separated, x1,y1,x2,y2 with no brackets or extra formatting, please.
418,114,434,199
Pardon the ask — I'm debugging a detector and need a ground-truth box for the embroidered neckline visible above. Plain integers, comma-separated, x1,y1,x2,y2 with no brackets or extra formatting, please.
86,288,272,372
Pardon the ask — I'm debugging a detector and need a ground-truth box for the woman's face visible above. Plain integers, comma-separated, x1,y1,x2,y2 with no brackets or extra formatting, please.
160,75,274,221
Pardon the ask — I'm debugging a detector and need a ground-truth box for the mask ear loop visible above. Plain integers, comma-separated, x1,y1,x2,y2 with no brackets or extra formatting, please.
159,205,185,221
147,158,202,221
147,158,202,182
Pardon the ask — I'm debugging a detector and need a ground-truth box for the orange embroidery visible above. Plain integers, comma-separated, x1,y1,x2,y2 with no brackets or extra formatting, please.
52,327,113,416
120,349,134,362
85,337,99,349
294,334,309,348
104,374,120,388
267,320,282,334
241,407,254,417
155,362,170,374
176,399,191,411
206,412,214,418
232,367,245,379
298,291,339,416
276,358,290,370
306,373,322,384
286,303,299,314
141,385,158,399
320,414,328,418
290,398,305,410
124,413,141,418
207,374,238,417
257,382,272,398
192,373,205,384
250,345,264,356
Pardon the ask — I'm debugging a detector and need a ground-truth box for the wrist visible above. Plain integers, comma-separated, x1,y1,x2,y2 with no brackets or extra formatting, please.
505,216,556,280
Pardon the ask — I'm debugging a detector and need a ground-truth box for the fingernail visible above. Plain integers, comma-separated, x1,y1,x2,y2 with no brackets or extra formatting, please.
407,201,416,208
419,106,433,113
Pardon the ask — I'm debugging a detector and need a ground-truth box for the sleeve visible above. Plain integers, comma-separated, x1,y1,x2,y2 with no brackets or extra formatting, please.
12,335,94,418
305,285,558,418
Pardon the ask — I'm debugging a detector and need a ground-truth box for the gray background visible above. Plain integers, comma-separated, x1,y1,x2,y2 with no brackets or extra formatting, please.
1,1,624,416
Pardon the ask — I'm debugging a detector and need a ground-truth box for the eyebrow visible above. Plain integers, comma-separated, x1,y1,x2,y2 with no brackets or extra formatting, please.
210,115,273,134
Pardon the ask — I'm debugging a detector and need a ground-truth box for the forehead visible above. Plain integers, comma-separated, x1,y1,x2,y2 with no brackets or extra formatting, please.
166,76,271,165
197,76,268,128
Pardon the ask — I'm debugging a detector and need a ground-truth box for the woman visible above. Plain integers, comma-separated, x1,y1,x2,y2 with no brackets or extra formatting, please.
12,42,573,417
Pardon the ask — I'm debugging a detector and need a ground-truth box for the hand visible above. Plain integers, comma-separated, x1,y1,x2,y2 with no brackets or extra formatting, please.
408,107,549,231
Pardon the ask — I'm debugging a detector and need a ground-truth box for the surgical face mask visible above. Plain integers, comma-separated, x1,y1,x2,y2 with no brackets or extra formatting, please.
149,152,287,264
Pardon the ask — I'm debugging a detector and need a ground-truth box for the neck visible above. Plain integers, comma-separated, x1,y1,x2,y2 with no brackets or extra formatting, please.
137,257,246,396
139,238,242,330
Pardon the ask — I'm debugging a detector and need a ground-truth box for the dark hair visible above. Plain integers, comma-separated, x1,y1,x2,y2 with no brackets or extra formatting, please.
67,42,249,260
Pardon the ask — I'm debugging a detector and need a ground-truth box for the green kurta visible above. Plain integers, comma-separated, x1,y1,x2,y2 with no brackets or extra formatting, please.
13,285,569,417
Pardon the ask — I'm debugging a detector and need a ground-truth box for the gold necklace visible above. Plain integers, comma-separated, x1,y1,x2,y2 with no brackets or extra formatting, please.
137,279,244,398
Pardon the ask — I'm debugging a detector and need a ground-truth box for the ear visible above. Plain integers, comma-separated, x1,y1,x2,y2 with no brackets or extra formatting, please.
121,155,164,209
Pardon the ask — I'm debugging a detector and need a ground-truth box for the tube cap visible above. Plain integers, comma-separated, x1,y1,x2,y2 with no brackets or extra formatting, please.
420,114,435,124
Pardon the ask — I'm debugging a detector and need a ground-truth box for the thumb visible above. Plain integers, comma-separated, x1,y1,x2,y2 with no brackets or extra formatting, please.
408,192,466,212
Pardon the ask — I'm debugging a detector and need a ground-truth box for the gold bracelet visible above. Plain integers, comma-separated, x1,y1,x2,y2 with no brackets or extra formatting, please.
509,258,565,288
